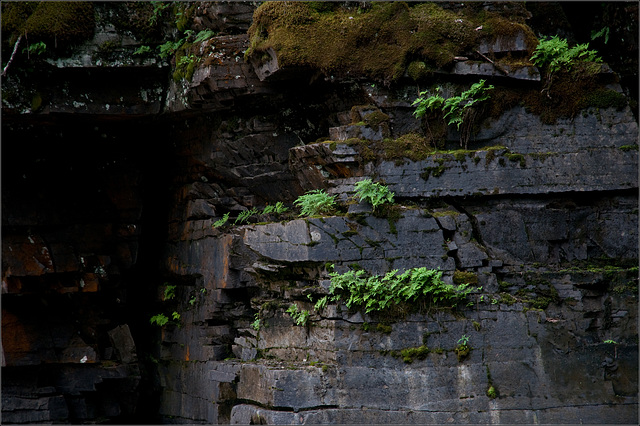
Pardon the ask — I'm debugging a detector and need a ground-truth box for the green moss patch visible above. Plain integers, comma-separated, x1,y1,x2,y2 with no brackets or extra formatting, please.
246,1,537,84
2,2,95,47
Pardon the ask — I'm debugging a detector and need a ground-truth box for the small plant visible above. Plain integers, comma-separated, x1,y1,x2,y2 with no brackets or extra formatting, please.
294,189,336,216
604,339,618,358
24,41,47,56
353,178,395,211
262,201,288,215
286,304,310,326
455,334,471,361
150,313,169,327
314,295,328,312
328,266,475,314
412,80,494,148
164,284,176,301
133,45,151,55
530,36,601,74
189,295,197,306
591,26,610,44
235,208,258,225
487,385,497,399
149,1,170,25
194,29,216,43
213,212,230,228
252,313,261,331
158,39,185,59
171,311,181,321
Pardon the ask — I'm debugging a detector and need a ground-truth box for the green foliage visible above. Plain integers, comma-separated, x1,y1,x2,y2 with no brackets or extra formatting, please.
454,334,471,361
194,29,216,43
530,36,601,74
235,208,258,225
413,80,494,129
164,284,176,301
400,345,429,363
158,39,185,59
150,313,169,326
412,80,494,145
457,334,470,347
213,212,230,228
286,304,310,326
603,339,618,345
133,45,151,55
328,266,475,314
189,295,197,306
149,1,170,25
487,385,497,399
25,41,47,56
262,202,288,215
252,313,261,331
171,311,181,321
314,296,328,311
354,178,395,211
294,189,336,216
591,26,610,44
412,87,445,120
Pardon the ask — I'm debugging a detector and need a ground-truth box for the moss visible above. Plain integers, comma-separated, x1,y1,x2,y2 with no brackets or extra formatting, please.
376,323,393,334
498,280,512,291
30,92,42,112
246,1,482,84
579,88,628,111
383,133,434,162
351,105,390,128
620,144,638,151
487,385,498,399
9,2,95,47
472,321,481,331
504,152,526,167
94,40,121,62
421,158,447,180
400,345,430,363
431,210,460,218
500,292,517,305
454,344,470,362
453,270,478,286
111,2,163,42
407,60,434,81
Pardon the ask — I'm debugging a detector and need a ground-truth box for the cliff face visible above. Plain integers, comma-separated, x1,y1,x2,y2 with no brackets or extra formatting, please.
1,2,638,424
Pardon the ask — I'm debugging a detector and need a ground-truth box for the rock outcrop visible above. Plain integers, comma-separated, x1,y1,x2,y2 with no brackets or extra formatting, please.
2,1,638,424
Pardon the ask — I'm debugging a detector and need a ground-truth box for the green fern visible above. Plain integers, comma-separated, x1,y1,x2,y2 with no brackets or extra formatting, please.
213,212,230,228
354,178,394,210
530,35,601,74
294,189,336,216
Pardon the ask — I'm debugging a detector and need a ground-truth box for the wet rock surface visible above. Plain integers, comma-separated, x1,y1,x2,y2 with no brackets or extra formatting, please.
1,2,638,424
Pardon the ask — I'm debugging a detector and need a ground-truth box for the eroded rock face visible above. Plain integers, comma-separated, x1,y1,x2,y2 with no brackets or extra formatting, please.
2,1,638,425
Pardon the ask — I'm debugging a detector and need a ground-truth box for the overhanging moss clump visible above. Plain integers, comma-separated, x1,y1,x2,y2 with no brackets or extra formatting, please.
2,1,95,47
246,1,537,84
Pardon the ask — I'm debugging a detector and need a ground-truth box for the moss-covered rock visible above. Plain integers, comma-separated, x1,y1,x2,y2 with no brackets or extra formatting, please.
2,1,95,47
246,1,537,84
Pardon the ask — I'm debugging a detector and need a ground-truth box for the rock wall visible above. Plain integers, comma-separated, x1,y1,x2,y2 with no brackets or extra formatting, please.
1,2,638,424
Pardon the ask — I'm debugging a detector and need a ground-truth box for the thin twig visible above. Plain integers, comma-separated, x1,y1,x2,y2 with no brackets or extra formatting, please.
475,49,509,75
2,35,23,77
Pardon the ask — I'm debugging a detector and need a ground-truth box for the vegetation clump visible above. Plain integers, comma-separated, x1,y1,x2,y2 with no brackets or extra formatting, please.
353,178,395,211
454,334,471,361
246,2,487,84
2,1,95,47
327,266,477,315
413,80,494,149
295,189,337,217
286,304,310,326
